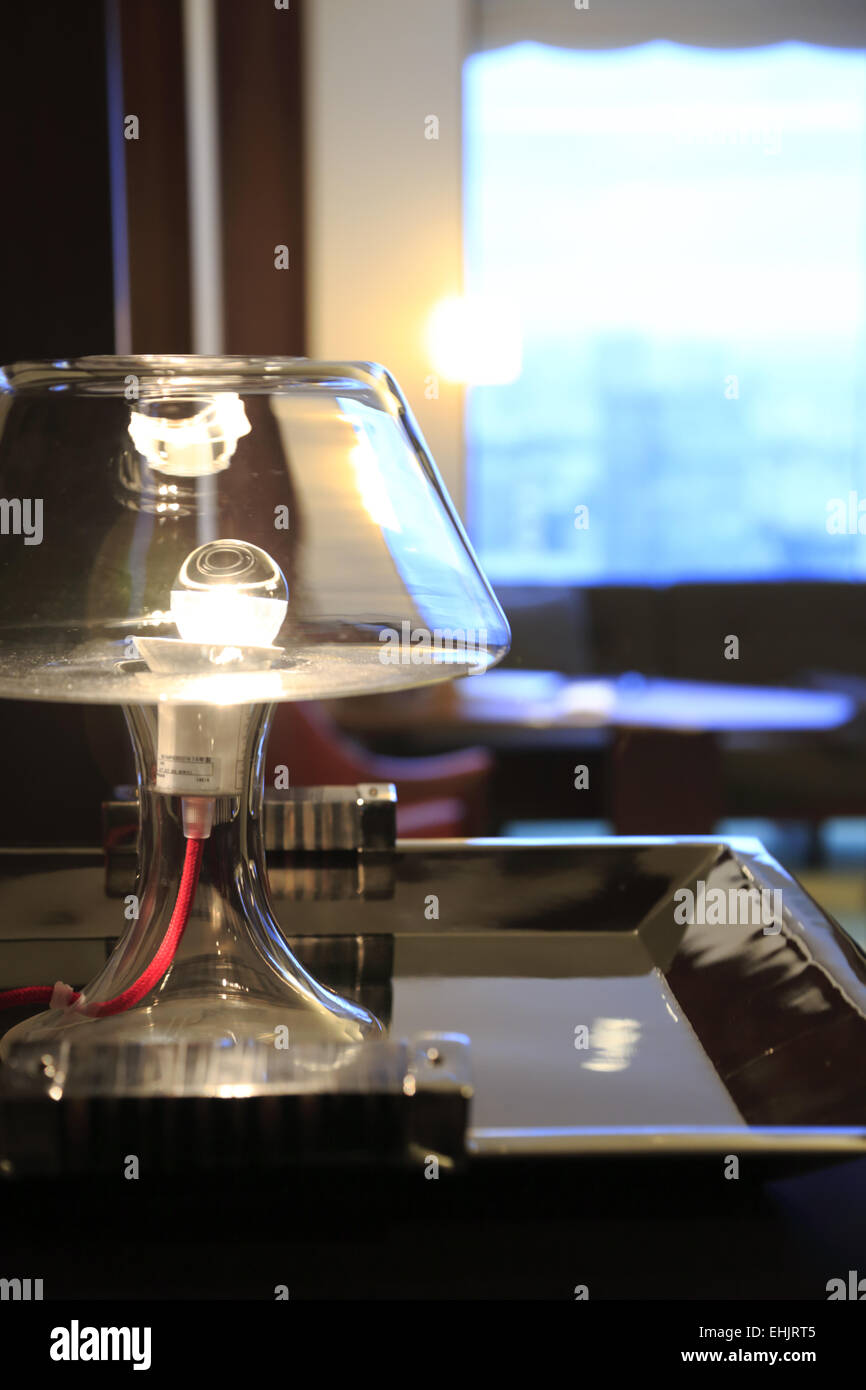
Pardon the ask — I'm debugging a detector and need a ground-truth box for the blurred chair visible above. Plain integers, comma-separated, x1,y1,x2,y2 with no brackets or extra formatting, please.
267,701,492,838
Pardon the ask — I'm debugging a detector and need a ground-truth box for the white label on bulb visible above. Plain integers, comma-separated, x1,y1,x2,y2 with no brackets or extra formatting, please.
156,753,219,793
155,703,252,796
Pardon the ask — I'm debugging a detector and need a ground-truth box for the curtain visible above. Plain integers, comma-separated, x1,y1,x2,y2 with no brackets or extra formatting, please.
471,0,866,53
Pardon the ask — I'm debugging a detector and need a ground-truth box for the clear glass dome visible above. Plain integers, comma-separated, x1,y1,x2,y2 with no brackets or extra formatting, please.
0,356,509,704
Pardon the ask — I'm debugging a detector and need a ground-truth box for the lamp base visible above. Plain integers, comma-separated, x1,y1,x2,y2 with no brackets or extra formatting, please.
0,988,376,1060
0,702,382,1082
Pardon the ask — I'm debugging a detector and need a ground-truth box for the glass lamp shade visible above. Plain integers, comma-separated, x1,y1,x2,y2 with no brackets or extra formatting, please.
0,356,509,703
0,357,510,1085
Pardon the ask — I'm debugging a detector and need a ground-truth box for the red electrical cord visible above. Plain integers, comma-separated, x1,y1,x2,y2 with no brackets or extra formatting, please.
0,985,56,1009
0,836,204,1017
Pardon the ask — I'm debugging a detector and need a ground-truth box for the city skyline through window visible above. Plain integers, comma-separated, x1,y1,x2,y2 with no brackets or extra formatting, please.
464,41,866,584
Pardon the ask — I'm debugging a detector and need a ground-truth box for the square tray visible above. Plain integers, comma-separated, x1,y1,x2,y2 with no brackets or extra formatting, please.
1,835,865,1169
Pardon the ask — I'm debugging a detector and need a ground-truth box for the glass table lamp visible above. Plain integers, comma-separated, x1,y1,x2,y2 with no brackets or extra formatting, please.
0,356,509,1074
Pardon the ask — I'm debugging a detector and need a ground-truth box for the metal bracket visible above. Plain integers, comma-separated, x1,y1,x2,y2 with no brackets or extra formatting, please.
103,782,398,901
264,783,397,853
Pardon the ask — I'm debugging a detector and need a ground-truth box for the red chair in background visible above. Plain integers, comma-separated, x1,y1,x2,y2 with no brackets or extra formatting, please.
267,702,492,838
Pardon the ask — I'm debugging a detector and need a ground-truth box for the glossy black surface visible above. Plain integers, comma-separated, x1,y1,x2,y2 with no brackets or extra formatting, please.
2,835,865,1163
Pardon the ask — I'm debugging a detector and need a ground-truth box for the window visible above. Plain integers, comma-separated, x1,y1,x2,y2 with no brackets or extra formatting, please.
464,40,866,583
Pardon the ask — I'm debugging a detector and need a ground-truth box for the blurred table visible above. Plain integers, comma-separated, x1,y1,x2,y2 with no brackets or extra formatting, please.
336,670,855,738
333,672,862,833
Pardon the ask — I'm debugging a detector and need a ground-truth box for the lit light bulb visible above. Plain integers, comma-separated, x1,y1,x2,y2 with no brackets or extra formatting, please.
171,541,288,648
135,542,290,804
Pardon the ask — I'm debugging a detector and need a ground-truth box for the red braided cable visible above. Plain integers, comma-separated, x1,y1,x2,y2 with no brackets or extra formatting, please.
0,985,56,1009
85,836,204,1016
0,836,204,1017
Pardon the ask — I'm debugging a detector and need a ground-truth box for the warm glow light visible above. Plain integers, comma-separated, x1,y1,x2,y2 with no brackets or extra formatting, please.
427,295,522,385
348,438,401,532
171,588,287,646
170,540,289,648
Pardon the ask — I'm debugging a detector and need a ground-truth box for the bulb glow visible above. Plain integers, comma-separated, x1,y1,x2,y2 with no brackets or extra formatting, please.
170,540,289,647
171,589,288,646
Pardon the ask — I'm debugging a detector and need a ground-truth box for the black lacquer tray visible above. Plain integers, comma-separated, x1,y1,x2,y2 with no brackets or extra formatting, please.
1,835,865,1171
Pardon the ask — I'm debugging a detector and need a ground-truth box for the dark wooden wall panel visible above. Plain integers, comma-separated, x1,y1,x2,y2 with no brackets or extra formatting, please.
0,0,119,844
112,0,192,352
217,0,306,354
0,0,114,361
